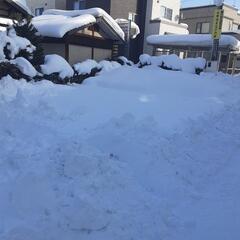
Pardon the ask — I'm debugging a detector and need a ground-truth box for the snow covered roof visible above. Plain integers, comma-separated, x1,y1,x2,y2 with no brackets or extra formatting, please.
115,19,140,39
34,8,125,41
147,34,240,51
32,14,96,38
6,0,32,15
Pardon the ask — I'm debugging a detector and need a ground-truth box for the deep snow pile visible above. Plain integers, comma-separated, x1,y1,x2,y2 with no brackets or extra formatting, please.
0,67,240,240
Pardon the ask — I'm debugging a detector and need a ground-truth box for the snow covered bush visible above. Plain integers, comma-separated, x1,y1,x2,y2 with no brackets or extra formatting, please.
11,57,37,78
13,19,45,69
0,29,36,61
116,56,134,66
41,54,74,84
73,59,101,75
0,61,31,81
99,60,121,74
72,59,102,84
138,54,206,74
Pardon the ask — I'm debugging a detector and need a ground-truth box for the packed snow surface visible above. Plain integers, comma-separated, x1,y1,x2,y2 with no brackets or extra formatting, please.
147,34,240,50
0,67,240,240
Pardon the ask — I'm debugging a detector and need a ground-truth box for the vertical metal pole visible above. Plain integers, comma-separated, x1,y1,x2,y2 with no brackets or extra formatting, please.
127,19,132,59
211,3,224,61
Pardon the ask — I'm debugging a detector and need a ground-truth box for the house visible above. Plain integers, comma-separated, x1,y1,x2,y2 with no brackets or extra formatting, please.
180,4,240,35
66,1,188,58
143,0,188,54
32,8,126,65
25,0,66,16
66,0,147,62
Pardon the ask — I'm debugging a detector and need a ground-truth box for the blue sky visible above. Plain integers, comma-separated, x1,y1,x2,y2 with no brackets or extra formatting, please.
181,0,240,9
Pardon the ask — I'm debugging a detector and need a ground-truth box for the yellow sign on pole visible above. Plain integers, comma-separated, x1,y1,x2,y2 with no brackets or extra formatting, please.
212,9,224,40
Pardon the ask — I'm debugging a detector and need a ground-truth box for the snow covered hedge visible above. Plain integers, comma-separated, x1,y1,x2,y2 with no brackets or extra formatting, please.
139,54,206,74
0,21,125,84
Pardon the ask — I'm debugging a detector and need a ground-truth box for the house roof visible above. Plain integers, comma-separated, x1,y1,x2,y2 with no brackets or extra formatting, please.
5,0,32,15
147,34,240,51
181,3,239,11
33,8,125,42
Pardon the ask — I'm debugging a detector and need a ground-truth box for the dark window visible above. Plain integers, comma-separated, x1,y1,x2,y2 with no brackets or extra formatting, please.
35,7,44,16
196,22,210,34
160,6,173,21
73,0,86,10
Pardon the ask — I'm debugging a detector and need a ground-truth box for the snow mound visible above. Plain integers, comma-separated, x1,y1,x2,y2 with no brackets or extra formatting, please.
41,54,74,78
1,67,240,239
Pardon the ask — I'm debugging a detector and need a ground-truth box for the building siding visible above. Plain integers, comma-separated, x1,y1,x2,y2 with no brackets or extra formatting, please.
180,4,240,34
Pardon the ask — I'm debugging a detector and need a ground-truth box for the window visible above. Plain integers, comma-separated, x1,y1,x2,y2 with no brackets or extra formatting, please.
196,22,210,34
232,24,238,31
160,6,173,21
35,7,44,16
73,0,86,10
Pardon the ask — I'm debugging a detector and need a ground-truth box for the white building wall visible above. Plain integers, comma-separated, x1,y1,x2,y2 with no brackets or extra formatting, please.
144,0,188,54
151,0,181,23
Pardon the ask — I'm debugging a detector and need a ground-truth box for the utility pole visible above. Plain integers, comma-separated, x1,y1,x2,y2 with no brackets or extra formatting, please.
211,0,224,62
127,12,137,59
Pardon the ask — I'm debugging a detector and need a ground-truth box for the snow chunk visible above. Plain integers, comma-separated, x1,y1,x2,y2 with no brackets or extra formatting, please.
73,59,101,75
11,57,37,77
32,14,96,38
41,54,74,78
147,34,240,50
